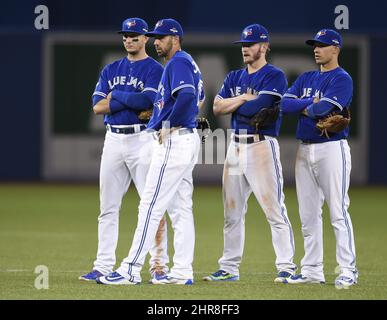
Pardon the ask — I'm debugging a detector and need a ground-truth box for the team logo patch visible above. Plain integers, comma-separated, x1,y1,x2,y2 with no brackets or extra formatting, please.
243,28,253,38
316,30,326,37
155,99,164,110
156,20,163,28
260,34,268,39
332,39,339,44
170,27,178,33
127,20,136,28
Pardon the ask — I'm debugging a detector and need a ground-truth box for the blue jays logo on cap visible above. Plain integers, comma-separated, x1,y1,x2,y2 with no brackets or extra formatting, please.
243,28,253,38
146,18,184,37
317,30,326,37
155,20,163,28
306,29,343,48
234,24,270,44
117,17,148,35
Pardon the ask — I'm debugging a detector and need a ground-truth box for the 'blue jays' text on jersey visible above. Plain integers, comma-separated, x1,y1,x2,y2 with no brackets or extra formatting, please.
147,51,205,131
284,67,353,142
92,57,163,125
216,64,287,135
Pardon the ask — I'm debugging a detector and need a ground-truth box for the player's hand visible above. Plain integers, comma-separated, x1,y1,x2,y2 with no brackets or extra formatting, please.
313,96,320,104
158,127,180,145
107,92,112,101
158,128,168,145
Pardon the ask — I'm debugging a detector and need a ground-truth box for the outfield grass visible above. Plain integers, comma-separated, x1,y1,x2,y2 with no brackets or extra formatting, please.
0,184,386,300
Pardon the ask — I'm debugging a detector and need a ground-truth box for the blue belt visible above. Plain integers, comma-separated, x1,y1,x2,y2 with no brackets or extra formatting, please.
107,124,146,134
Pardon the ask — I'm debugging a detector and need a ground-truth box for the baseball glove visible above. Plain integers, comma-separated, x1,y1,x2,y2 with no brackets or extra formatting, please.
138,109,153,123
249,103,280,131
196,117,211,143
316,108,351,138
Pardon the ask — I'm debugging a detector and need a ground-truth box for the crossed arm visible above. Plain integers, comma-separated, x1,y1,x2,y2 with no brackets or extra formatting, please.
93,92,113,115
93,90,155,115
213,93,256,115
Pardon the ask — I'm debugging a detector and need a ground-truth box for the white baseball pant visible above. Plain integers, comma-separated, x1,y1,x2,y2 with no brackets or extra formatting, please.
295,139,357,281
218,135,296,276
117,129,201,282
93,129,169,275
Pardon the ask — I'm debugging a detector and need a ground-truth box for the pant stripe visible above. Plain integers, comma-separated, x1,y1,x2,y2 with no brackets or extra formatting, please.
340,140,356,266
269,140,295,255
128,139,172,275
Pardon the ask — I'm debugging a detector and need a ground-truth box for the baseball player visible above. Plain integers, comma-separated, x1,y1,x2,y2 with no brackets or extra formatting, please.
280,29,358,289
203,24,297,283
79,18,169,282
96,18,204,285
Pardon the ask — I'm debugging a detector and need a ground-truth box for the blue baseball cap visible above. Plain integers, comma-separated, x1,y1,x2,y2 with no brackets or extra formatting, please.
146,18,183,37
233,24,269,44
306,29,343,48
117,17,148,35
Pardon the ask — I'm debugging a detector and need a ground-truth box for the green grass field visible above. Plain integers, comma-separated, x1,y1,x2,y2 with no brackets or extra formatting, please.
1,184,386,300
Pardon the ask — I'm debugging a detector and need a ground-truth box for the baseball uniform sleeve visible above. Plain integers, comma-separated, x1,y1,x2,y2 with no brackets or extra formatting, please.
216,72,233,100
258,70,287,99
143,64,163,96
319,74,353,110
92,66,110,106
169,59,196,97
280,73,314,114
283,74,304,99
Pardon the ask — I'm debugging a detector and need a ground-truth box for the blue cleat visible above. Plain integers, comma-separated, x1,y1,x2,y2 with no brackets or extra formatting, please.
202,270,239,282
79,270,105,282
96,271,140,285
274,271,293,283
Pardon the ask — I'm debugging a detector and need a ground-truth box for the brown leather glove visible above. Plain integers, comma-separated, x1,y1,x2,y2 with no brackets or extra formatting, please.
316,109,351,138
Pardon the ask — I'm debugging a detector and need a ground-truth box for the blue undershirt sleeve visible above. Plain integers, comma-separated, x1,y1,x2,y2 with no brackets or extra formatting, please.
108,99,127,114
111,90,155,111
280,97,314,114
92,95,104,106
167,87,196,128
236,94,278,117
305,100,338,119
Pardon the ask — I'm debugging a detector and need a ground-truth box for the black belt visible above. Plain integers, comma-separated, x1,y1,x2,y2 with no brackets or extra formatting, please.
107,125,146,134
234,134,266,144
301,138,347,144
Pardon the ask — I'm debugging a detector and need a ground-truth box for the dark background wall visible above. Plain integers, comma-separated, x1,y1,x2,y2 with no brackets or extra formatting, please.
1,0,386,183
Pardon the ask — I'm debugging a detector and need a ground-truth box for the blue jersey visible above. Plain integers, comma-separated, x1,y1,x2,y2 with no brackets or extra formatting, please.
284,67,353,142
147,51,204,130
217,64,287,135
92,57,163,125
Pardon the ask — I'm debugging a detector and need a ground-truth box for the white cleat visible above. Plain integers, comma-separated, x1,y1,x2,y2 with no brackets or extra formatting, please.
284,274,325,284
96,271,140,285
150,274,193,285
335,275,357,290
